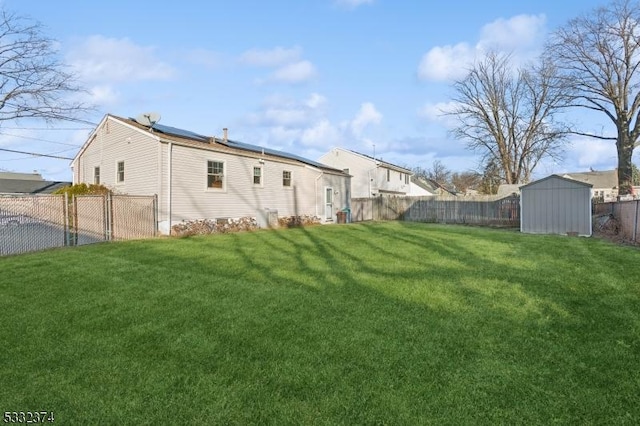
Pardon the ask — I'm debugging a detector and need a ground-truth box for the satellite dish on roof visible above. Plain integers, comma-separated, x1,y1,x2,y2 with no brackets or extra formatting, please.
135,112,161,128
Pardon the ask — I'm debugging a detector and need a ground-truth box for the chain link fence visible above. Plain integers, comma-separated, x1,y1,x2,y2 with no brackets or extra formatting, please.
1,193,157,256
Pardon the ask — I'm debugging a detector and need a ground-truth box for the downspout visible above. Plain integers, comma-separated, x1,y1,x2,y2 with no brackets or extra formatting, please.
168,142,173,235
315,171,324,218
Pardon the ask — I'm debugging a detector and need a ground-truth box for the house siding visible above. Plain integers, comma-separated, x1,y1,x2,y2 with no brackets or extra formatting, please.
520,176,592,236
166,144,339,223
76,116,350,234
318,148,410,197
74,118,159,196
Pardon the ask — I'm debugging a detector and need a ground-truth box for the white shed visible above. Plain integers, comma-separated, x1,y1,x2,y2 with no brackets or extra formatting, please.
520,175,593,236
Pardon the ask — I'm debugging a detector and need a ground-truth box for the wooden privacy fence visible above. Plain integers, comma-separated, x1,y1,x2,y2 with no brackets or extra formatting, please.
594,200,640,243
351,195,520,227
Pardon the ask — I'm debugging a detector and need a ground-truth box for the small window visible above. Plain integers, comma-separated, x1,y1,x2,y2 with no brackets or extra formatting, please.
94,166,100,184
207,161,224,189
283,170,292,187
405,174,409,184
387,169,390,182
116,161,124,183
253,166,262,185
400,172,403,181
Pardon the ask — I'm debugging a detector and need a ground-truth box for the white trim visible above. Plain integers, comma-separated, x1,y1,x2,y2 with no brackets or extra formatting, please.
206,159,226,191
115,160,125,184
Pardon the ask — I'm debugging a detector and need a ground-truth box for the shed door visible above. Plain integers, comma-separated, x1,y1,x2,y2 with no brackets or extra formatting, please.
325,187,333,220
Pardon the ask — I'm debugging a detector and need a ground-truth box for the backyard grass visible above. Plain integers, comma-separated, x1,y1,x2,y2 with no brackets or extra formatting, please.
1,221,639,424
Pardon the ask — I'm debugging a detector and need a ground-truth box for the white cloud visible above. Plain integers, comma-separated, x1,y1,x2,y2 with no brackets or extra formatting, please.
418,43,474,82
334,0,374,9
239,46,302,67
418,101,461,128
351,102,382,137
306,93,327,109
569,137,617,170
67,35,175,83
478,14,546,52
417,14,546,82
87,85,120,106
271,60,317,83
301,119,343,147
245,96,384,151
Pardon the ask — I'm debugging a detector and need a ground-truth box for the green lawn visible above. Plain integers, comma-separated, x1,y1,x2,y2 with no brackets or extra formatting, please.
1,222,639,424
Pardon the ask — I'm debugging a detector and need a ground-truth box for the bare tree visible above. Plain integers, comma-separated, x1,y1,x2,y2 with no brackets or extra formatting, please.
0,7,89,125
451,170,481,194
448,51,570,184
425,159,452,185
546,0,640,195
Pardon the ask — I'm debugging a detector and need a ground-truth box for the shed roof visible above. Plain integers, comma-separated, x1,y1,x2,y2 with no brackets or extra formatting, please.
520,174,593,190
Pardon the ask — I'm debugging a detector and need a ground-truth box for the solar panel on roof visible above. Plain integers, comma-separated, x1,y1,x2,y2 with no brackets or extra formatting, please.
151,123,209,142
221,139,331,169
130,116,340,172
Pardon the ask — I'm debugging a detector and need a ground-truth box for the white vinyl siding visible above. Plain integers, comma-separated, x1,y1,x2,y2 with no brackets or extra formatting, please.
318,147,411,198
76,115,351,234
75,118,159,195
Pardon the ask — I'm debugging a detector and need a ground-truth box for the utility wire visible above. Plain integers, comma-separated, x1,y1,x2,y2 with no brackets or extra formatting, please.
0,147,73,160
0,131,80,147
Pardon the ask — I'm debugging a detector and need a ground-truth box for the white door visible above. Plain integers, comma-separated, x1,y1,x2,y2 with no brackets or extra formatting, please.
325,187,333,220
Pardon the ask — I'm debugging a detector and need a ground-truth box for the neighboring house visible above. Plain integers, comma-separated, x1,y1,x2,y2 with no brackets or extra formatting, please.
411,176,457,197
318,147,413,198
561,169,618,202
408,176,434,197
496,183,524,198
0,172,70,194
72,114,351,234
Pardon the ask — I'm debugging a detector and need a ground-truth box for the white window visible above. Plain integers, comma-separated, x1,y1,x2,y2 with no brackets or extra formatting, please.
253,166,262,185
94,166,100,184
207,161,224,189
116,161,124,183
387,169,390,182
283,170,292,187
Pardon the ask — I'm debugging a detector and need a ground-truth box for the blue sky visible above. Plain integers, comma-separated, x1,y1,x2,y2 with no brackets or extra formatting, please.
1,0,632,181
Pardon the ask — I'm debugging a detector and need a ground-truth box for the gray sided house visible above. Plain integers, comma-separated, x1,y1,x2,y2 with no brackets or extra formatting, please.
72,114,351,234
318,147,413,198
520,175,592,237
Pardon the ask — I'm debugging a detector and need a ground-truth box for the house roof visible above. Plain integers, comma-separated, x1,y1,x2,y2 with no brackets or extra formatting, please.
561,169,617,189
0,173,70,194
334,147,413,174
411,176,457,196
105,115,347,175
496,183,524,197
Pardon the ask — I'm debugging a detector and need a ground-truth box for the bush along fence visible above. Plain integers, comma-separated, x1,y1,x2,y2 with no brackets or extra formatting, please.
593,200,640,243
0,193,157,256
351,195,520,227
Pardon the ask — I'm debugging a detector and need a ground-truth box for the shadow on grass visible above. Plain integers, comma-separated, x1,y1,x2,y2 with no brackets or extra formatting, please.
2,221,640,424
